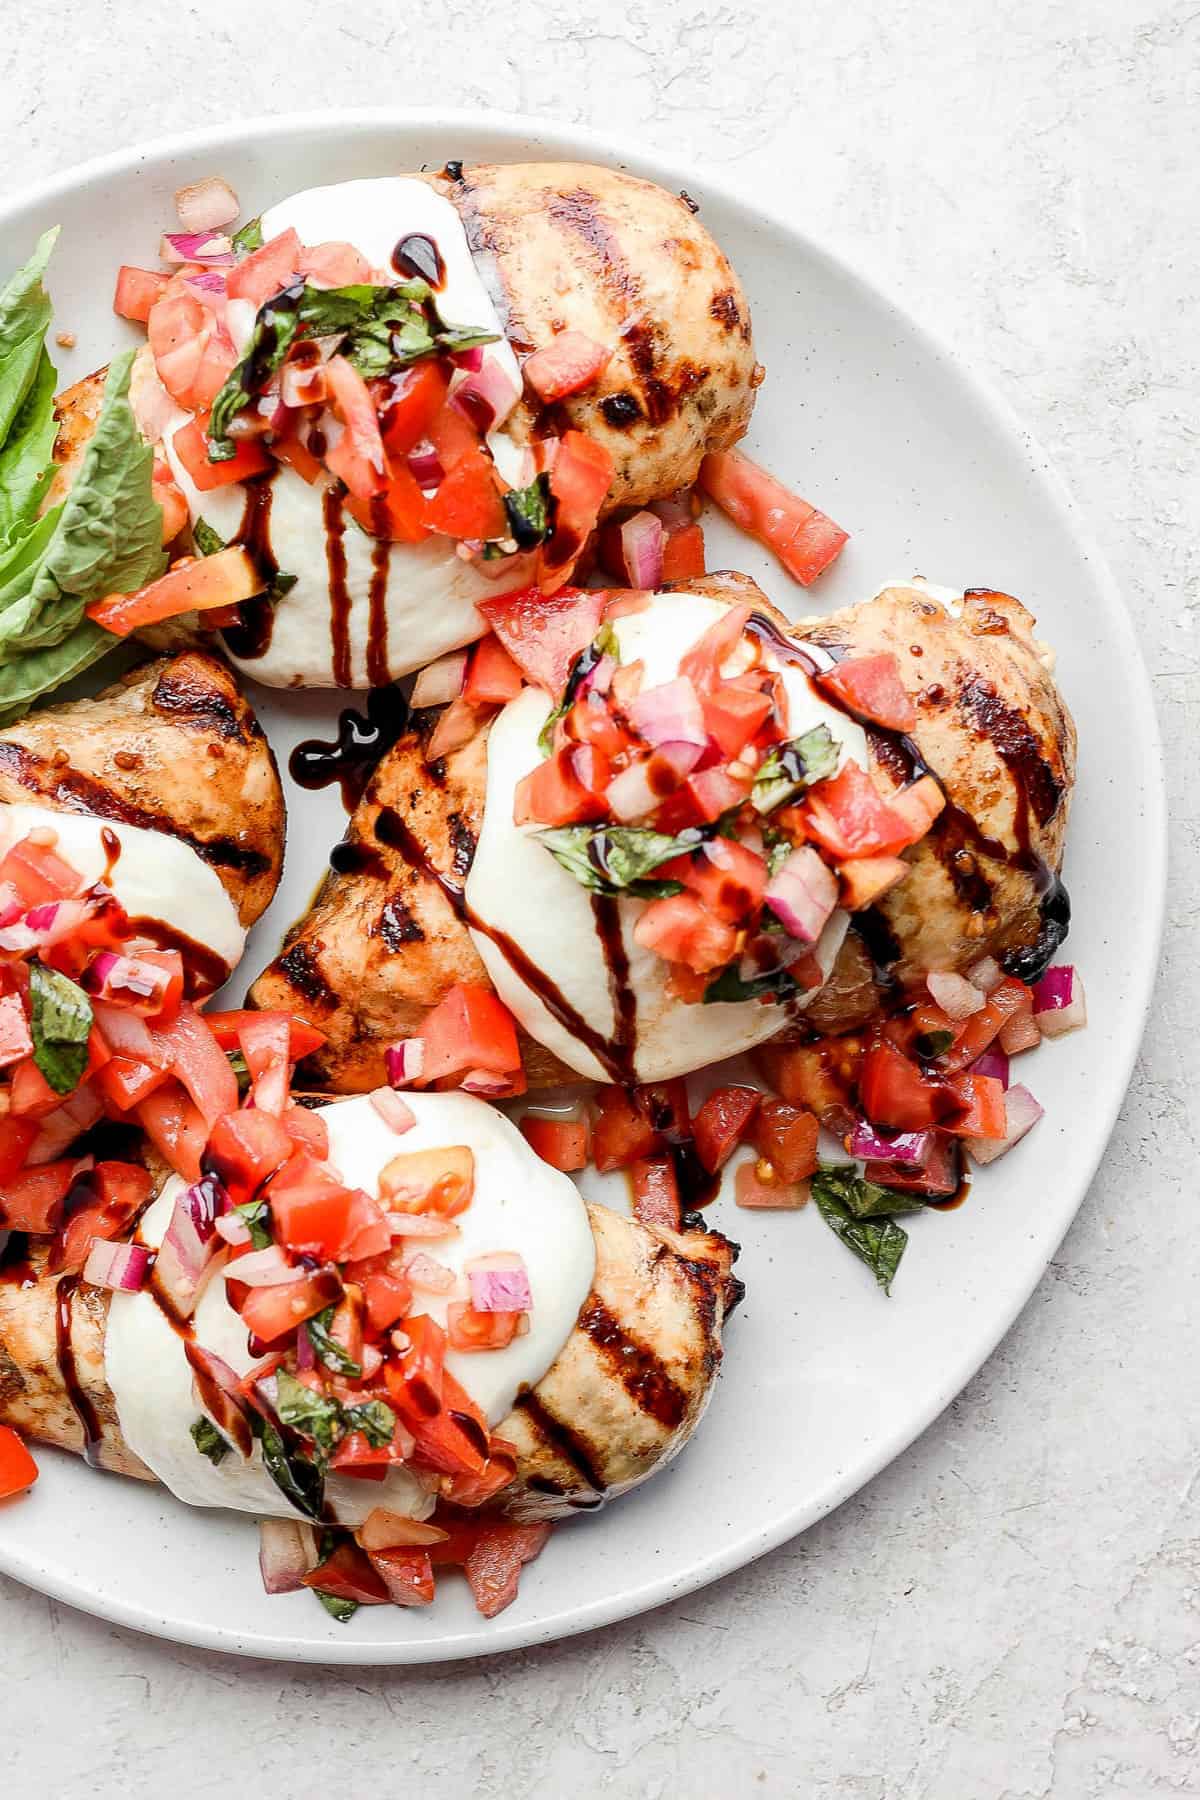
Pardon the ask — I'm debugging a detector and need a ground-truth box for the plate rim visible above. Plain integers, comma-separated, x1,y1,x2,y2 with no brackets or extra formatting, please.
0,103,1168,1664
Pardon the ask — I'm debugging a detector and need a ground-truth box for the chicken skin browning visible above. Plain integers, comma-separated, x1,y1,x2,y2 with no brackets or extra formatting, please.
0,1190,739,1519
0,650,285,929
251,575,1075,1086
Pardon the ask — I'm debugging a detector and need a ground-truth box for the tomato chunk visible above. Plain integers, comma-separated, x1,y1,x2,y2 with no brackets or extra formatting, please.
519,1113,590,1172
629,1155,682,1231
87,547,264,636
750,1097,819,1182
378,361,451,456
859,1037,956,1131
523,331,612,403
633,892,737,974
446,1301,522,1352
478,585,607,696
302,1538,392,1606
693,1085,762,1174
0,1426,38,1501
463,632,524,705
418,984,520,1084
172,416,272,490
804,762,929,860
700,449,848,585
203,1011,327,1059
819,653,917,732
590,1087,663,1172
113,265,170,323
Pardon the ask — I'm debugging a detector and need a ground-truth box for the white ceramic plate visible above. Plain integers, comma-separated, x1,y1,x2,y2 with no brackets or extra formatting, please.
0,109,1165,1663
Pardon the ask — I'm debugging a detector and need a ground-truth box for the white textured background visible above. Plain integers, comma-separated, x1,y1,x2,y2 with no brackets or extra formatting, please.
1,3,1196,1795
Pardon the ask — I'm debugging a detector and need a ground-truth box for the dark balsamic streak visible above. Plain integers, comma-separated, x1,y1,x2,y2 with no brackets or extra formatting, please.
289,686,411,813
221,473,278,661
323,487,352,689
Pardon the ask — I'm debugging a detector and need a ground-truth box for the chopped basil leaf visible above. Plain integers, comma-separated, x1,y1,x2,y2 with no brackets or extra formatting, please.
252,1414,325,1520
315,1590,358,1624
343,1399,396,1450
274,1368,345,1457
193,516,226,557
812,1170,909,1294
702,962,804,1006
190,1417,229,1465
305,1305,363,1379
811,1163,927,1219
226,1048,251,1097
535,824,701,898
764,832,794,877
752,723,840,815
503,473,551,550
232,1197,272,1250
28,960,92,1095
231,215,264,256
208,283,304,458
915,1028,955,1060
536,633,622,756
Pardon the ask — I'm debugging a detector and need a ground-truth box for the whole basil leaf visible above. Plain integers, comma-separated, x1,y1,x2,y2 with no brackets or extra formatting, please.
28,960,92,1095
343,1399,396,1450
752,723,840,815
812,1174,909,1294
535,824,700,898
811,1164,928,1220
274,1369,345,1458
0,228,57,448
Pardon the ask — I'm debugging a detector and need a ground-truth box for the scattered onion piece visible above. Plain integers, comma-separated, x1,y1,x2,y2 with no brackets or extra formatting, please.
370,1088,417,1134
411,651,468,710
965,1084,1044,1165
175,176,240,233
259,1518,320,1595
82,1238,152,1293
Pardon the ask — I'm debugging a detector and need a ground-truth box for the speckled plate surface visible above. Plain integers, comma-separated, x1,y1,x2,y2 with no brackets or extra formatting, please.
0,108,1165,1663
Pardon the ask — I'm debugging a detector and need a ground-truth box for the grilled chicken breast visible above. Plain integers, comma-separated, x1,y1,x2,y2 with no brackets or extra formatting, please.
0,1193,738,1518
251,573,1075,1086
0,649,285,929
431,161,758,510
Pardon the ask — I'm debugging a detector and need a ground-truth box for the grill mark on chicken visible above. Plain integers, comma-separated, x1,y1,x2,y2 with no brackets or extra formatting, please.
709,288,750,339
0,741,271,880
575,1294,689,1429
273,941,336,1008
447,168,537,355
514,1388,609,1494
958,674,1064,826
446,811,478,879
150,667,250,743
376,892,425,948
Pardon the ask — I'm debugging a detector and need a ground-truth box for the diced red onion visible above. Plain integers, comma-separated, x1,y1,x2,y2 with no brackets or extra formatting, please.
369,1087,416,1134
452,346,485,372
970,1047,1010,1088
160,231,234,265
966,954,1004,994
965,1083,1044,1165
1031,965,1087,1037
580,653,616,699
154,1177,230,1318
459,1068,514,1097
280,359,327,408
84,951,173,1016
404,1252,457,1294
175,176,240,233
927,971,987,1019
187,270,229,295
360,1344,384,1379
186,1345,253,1457
386,1212,460,1239
617,511,665,589
83,1238,152,1293
214,1212,252,1248
764,846,838,944
604,758,659,822
90,998,162,1066
466,1252,532,1313
646,741,705,793
848,1122,933,1167
407,445,445,488
452,358,521,433
411,651,468,709
628,676,706,751
24,901,60,932
27,1082,104,1164
998,1010,1041,1055
229,1245,297,1287
258,1518,320,1595
385,1038,424,1088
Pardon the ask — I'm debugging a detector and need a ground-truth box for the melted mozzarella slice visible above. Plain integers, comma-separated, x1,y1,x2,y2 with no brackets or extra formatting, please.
104,1092,595,1527
465,590,871,1084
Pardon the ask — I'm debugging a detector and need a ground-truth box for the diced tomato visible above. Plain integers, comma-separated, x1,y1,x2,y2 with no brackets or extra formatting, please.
235,1267,342,1343
302,1538,392,1607
87,546,265,636
202,1108,294,1203
660,518,706,582
225,227,301,309
513,742,610,826
1,1160,76,1231
590,1086,663,1172
386,1312,446,1419
400,1369,489,1477
734,1161,809,1209
523,331,612,403
441,1436,519,1508
819,653,917,732
423,452,507,541
367,1546,436,1606
859,1037,956,1132
519,1113,590,1172
700,672,776,760
562,690,629,757
0,1426,38,1501
753,1034,866,1130
0,837,81,905
445,1300,522,1352
8,1056,65,1119
109,948,184,1023
344,463,429,542
94,1055,167,1113
0,992,32,1069
633,892,737,974
147,283,214,408
135,1080,209,1182
699,449,848,586
803,762,926,860
839,854,910,910
323,355,388,501
461,1520,551,1618
693,1085,762,1174
0,1116,37,1183
299,240,373,286
668,837,767,925
152,457,190,546
478,585,607,696
418,984,521,1084
378,361,451,457
113,265,170,323
351,1252,413,1335
268,1157,387,1263
936,977,1033,1073
629,1155,682,1231
636,1078,691,1142
378,1145,475,1218
864,1132,960,1197
272,432,325,485
679,602,752,693
654,764,754,833
203,1011,327,1059
328,1431,392,1478
153,1003,238,1126
281,1103,329,1161
943,1073,1007,1140
750,1097,819,1181
48,1161,154,1276
172,415,272,491
542,432,614,587
235,1012,291,1117
884,775,946,843
464,632,524,705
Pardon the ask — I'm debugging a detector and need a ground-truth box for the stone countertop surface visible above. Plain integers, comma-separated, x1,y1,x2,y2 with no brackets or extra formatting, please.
1,3,1196,1795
